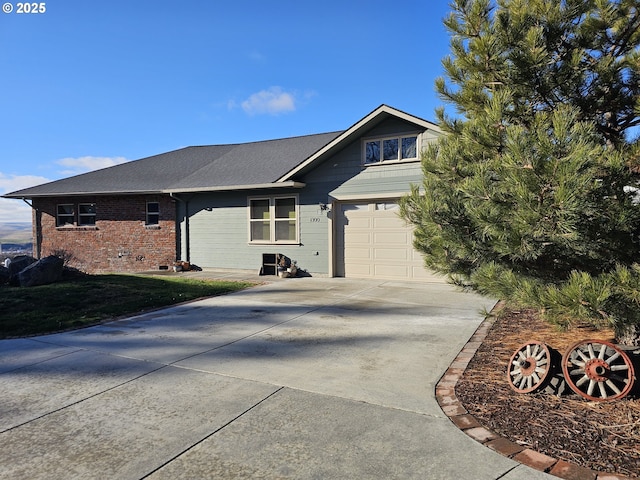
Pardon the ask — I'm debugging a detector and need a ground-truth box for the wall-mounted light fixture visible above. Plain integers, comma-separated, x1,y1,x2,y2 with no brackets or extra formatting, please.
319,202,331,211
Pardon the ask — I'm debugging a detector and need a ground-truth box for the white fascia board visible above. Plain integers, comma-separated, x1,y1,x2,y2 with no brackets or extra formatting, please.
328,189,424,202
164,181,306,194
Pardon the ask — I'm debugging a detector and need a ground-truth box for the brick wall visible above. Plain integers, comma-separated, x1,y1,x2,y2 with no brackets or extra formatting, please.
32,195,177,273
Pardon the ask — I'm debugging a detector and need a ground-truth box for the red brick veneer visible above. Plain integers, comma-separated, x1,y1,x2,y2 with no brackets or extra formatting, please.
32,195,176,273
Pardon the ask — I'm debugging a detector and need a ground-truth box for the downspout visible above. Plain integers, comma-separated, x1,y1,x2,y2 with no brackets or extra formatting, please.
169,193,190,262
22,198,41,259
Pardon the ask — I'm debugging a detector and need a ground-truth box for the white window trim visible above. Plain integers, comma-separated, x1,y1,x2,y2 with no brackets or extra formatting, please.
248,195,299,244
362,132,421,165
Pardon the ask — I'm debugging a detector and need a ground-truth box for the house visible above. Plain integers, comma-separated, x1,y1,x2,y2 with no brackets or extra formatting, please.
4,105,444,281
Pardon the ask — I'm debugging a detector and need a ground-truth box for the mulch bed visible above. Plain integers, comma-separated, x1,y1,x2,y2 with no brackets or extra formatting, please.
455,308,640,478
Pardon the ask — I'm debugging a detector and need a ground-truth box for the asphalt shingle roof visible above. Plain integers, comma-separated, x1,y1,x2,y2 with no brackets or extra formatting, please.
5,131,343,198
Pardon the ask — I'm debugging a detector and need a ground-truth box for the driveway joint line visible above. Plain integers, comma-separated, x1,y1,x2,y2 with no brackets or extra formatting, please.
139,386,285,479
495,465,519,479
0,362,169,434
0,347,85,375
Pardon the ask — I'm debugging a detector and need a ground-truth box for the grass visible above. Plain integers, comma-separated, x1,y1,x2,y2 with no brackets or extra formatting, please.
0,274,255,338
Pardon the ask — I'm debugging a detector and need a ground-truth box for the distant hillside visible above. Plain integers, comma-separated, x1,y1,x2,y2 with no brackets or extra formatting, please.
0,222,32,244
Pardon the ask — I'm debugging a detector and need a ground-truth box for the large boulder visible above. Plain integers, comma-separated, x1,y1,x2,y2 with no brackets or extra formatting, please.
17,256,64,287
8,255,36,286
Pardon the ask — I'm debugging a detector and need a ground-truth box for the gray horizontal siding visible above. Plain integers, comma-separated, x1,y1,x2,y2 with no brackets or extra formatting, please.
180,189,333,275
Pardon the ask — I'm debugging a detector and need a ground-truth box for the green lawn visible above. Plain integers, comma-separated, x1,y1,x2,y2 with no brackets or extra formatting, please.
0,274,255,338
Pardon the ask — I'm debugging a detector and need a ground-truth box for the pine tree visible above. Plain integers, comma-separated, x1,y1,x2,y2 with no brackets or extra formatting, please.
401,0,640,343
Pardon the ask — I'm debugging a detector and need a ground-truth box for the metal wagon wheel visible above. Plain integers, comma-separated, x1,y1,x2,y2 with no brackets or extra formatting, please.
507,341,556,393
562,339,635,402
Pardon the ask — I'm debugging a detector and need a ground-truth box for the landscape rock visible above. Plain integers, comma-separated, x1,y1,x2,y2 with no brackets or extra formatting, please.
8,255,36,285
18,255,64,287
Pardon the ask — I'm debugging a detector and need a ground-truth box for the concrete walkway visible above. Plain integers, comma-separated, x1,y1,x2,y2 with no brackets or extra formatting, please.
0,275,553,479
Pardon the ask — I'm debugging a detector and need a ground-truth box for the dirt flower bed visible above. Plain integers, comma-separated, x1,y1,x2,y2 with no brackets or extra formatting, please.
455,308,640,478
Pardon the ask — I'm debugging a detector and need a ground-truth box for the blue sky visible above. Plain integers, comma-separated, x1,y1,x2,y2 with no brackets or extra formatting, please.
0,0,454,222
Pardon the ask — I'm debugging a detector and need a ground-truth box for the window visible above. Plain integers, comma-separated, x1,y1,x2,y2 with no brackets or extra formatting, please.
275,197,296,242
364,134,419,164
56,204,75,227
249,196,298,243
146,202,160,225
250,199,270,241
78,203,96,226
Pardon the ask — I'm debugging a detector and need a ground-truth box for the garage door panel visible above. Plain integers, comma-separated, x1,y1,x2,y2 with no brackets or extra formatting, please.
373,231,410,245
374,264,409,278
373,248,409,261
373,218,398,230
345,247,371,259
344,232,371,244
345,264,372,276
345,217,372,228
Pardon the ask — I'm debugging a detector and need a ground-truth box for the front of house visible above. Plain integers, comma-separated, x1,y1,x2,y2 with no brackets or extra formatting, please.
5,105,444,281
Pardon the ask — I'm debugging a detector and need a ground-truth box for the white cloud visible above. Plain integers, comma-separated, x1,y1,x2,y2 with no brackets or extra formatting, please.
56,156,128,175
241,87,297,116
248,50,267,63
0,173,52,223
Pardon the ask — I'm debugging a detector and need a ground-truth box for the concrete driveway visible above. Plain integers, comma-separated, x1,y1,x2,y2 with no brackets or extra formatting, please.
0,276,551,479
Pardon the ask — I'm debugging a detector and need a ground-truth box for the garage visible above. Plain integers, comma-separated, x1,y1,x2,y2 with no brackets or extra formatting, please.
335,201,443,281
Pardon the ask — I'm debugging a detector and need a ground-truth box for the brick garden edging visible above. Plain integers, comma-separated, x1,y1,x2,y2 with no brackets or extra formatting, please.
435,304,636,480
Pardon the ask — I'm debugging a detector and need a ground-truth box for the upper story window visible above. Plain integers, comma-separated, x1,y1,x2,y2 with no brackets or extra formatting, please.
146,202,160,225
249,196,298,244
364,134,419,165
56,204,75,227
78,203,96,226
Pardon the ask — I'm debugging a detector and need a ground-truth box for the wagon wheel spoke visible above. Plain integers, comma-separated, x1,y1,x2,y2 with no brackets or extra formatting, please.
609,364,629,372
608,373,630,384
562,339,635,402
605,379,621,395
606,351,621,364
576,349,590,363
575,374,590,388
507,342,556,394
596,381,607,399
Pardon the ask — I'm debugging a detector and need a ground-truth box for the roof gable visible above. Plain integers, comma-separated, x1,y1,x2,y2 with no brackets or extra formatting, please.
276,105,441,182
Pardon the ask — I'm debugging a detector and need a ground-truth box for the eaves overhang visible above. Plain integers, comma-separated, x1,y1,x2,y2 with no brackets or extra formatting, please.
3,181,307,199
2,189,165,199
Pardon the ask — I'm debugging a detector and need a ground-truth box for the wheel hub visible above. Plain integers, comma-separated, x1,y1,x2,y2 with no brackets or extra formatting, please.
584,358,609,382
518,358,536,376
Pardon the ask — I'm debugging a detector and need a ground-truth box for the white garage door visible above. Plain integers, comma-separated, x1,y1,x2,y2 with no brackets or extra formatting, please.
336,201,443,281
